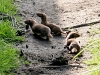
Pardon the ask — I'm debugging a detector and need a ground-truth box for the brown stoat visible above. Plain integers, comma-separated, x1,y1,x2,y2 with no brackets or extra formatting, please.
64,32,80,54
65,39,80,54
24,19,53,40
36,12,66,35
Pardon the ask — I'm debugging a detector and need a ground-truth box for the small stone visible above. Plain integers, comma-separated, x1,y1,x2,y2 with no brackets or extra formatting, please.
74,67,78,70
58,47,60,49
87,31,90,33
98,14,100,17
15,0,22,2
58,42,61,44
45,48,47,50
33,2,35,5
26,45,28,48
75,58,80,61
51,46,56,49
28,67,34,72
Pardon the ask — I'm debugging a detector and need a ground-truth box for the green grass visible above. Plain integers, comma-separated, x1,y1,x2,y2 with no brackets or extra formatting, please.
83,38,100,75
89,27,100,36
74,27,100,75
0,21,23,42
0,40,20,75
0,0,16,15
0,0,24,75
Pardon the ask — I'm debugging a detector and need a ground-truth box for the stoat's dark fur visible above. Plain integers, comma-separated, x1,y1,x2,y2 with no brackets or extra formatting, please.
25,19,53,40
36,12,66,35
64,32,80,54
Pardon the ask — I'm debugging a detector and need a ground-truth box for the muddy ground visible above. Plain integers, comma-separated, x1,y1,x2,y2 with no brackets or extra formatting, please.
14,0,100,75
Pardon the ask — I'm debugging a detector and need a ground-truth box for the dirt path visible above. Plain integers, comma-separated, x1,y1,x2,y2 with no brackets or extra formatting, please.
14,0,100,75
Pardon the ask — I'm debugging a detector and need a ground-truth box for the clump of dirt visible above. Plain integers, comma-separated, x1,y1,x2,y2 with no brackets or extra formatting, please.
14,0,100,75
50,56,68,66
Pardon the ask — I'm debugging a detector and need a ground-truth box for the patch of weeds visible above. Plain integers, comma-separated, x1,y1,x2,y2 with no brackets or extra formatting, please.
82,38,100,75
0,0,16,15
24,60,30,66
0,0,25,75
88,27,100,36
92,27,100,34
74,28,100,75
0,40,20,75
0,21,23,42
83,39,100,64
